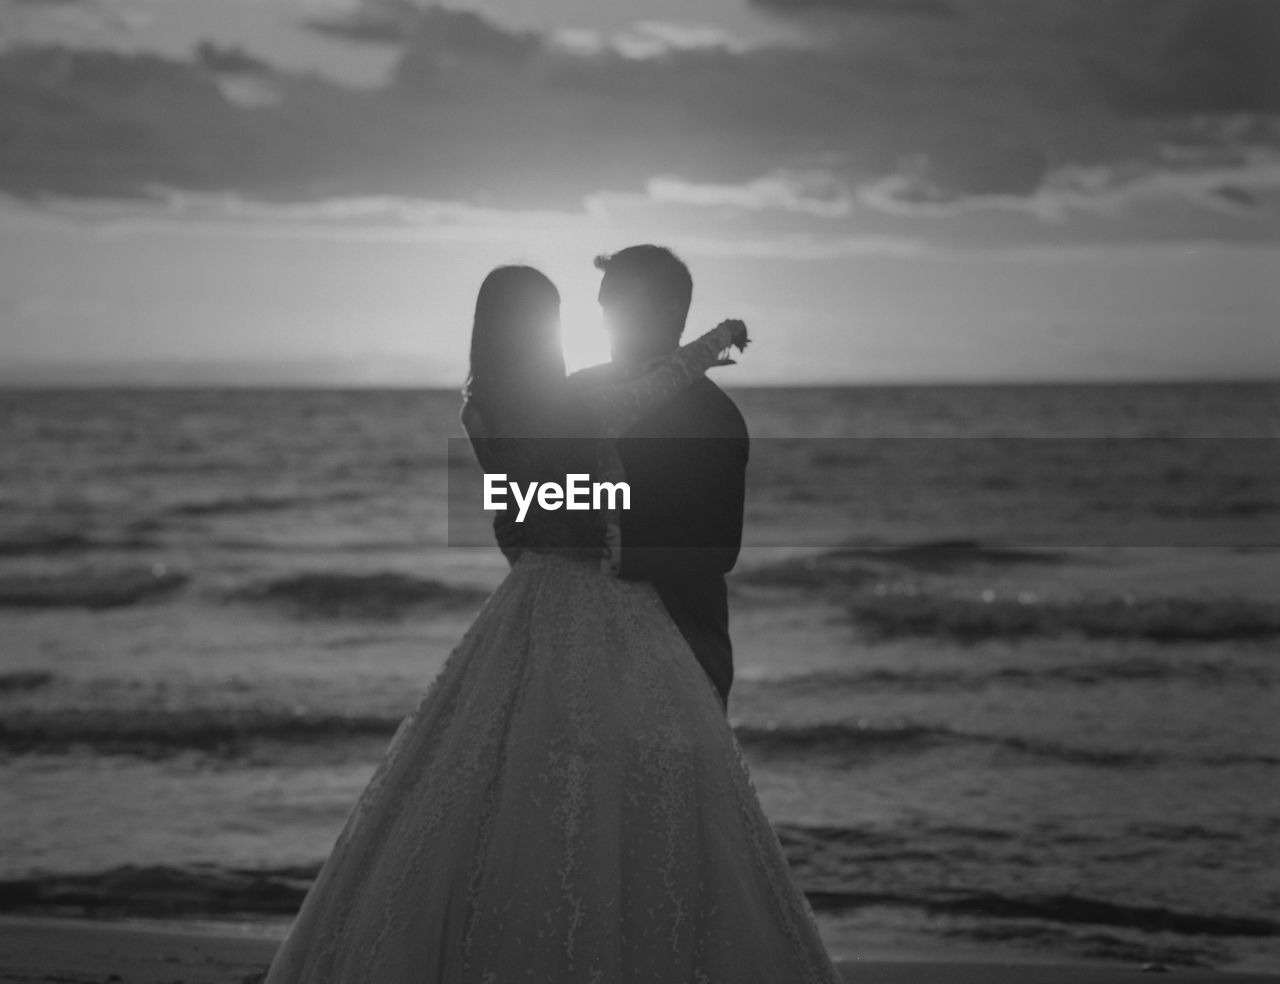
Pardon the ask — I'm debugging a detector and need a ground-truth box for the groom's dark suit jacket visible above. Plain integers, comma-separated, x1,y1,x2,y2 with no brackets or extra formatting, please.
490,366,749,708
613,377,749,710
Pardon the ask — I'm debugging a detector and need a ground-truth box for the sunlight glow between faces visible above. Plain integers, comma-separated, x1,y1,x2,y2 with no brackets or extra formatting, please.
555,267,612,373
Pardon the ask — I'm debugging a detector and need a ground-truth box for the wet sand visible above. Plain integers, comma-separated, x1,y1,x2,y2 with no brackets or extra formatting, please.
1,914,1277,984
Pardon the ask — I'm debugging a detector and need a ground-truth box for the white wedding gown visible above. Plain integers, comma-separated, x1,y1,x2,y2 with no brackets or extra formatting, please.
263,326,845,984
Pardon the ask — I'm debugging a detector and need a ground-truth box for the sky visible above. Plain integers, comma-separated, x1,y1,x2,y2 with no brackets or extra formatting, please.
0,0,1278,385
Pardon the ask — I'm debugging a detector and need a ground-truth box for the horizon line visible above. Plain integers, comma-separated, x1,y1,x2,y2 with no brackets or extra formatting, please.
2,376,1277,391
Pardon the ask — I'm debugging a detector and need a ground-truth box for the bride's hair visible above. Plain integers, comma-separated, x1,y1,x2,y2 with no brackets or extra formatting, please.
465,265,567,436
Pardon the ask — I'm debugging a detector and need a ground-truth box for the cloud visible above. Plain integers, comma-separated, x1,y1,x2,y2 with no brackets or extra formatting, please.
304,1,420,45
750,0,955,17
638,172,853,218
211,75,283,109
310,4,754,56
0,186,934,260
670,231,928,260
612,21,755,58
549,22,754,60
1,0,1278,244
0,43,417,199
751,0,1280,116
1088,0,1280,116
1036,155,1280,218
192,41,282,107
0,0,145,34
547,27,605,57
307,2,543,63
12,186,1275,271
859,146,1280,221
150,189,585,231
8,188,592,246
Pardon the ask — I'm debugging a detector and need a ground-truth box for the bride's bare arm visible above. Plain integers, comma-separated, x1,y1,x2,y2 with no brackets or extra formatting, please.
460,400,501,472
460,400,523,565
577,319,748,438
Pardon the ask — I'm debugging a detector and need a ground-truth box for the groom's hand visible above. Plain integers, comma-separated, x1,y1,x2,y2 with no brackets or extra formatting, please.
712,319,750,365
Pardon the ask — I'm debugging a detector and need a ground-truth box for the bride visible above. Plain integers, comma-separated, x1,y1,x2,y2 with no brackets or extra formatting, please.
263,265,844,983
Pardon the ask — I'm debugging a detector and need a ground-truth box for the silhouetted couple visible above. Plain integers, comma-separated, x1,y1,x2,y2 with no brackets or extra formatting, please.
264,245,843,982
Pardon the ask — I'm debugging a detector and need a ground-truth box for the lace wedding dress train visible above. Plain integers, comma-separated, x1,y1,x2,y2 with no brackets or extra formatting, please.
263,551,843,984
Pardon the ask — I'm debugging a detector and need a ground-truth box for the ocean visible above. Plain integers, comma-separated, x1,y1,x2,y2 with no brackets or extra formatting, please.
1,384,1278,971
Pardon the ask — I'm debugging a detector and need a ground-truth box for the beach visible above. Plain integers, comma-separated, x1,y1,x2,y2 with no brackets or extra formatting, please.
2,915,1278,984
2,385,1278,973
4,0,1279,970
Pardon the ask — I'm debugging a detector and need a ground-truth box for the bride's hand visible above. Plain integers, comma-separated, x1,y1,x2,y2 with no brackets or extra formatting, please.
713,319,750,365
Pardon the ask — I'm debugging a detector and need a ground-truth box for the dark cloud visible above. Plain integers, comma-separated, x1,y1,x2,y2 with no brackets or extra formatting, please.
389,7,542,89
750,0,956,17
305,5,418,46
748,0,1279,116
193,41,273,76
1089,0,1280,115
0,3,1276,214
0,45,380,197
306,1,542,61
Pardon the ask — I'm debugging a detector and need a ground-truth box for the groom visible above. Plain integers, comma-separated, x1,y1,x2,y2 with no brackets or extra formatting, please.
497,245,749,710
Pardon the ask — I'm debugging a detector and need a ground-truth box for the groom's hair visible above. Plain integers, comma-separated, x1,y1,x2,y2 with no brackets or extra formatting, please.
594,245,693,343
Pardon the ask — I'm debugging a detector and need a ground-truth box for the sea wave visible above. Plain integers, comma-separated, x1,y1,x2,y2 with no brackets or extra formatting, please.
848,591,1280,643
851,541,1068,572
166,489,367,518
2,860,1274,945
736,721,1279,769
0,707,401,755
948,923,1230,971
735,540,1066,591
0,710,959,762
0,565,187,609
225,571,487,620
736,720,1166,767
166,493,312,518
801,886,1280,937
735,720,953,757
0,670,55,693
0,527,157,556
3,707,1274,768
0,530,97,556
739,657,1277,695
0,863,316,918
